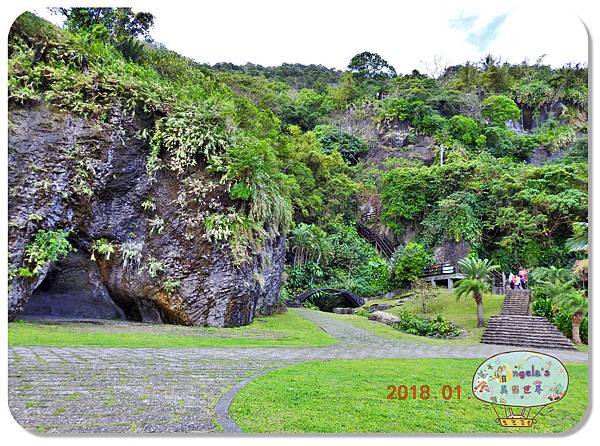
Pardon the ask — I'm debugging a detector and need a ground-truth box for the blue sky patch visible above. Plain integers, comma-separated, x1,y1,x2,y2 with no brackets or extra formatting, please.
467,13,509,51
450,13,479,31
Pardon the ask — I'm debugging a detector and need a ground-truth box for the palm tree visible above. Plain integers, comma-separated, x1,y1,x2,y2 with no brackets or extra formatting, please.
566,222,588,290
554,289,588,345
455,257,498,327
289,223,329,266
540,278,588,345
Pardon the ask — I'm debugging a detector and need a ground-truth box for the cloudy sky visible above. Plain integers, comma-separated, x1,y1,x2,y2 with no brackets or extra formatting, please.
34,0,587,74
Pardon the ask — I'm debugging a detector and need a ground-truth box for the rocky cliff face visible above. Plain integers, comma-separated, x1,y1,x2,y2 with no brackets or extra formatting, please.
8,103,285,327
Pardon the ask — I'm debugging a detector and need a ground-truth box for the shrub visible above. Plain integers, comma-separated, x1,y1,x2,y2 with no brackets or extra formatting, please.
313,125,368,163
18,229,74,277
534,120,577,152
421,192,481,246
552,310,588,344
377,97,410,122
481,95,520,125
377,98,446,136
531,292,588,344
283,223,391,298
381,167,440,232
390,242,431,288
284,261,324,296
281,88,333,130
446,115,482,147
393,310,463,338
348,257,391,297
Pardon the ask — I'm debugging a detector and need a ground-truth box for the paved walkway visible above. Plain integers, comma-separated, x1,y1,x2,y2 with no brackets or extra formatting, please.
8,309,587,433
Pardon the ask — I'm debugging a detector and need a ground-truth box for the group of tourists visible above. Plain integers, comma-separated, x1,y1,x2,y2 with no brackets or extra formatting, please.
507,269,528,290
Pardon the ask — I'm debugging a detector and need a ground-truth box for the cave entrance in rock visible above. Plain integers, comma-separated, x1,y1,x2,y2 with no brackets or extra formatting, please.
20,250,127,321
294,288,365,312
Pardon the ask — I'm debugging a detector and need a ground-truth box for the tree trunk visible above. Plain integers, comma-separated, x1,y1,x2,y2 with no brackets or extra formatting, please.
572,312,583,344
475,294,485,327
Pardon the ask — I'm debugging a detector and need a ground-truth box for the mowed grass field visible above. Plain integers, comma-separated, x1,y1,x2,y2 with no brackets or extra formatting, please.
334,289,588,351
8,309,335,348
330,289,505,345
230,358,588,433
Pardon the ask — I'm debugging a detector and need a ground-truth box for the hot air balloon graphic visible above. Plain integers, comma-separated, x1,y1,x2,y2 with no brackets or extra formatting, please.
472,351,569,428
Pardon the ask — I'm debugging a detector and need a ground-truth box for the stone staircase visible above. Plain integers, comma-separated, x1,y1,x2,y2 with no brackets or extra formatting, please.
481,289,575,350
500,288,532,315
356,223,394,259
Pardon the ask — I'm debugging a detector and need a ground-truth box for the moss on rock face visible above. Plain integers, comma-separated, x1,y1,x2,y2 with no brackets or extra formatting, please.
7,12,303,326
7,92,284,327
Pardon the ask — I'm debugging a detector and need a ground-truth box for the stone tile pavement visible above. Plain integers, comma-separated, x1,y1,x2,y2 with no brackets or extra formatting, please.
8,309,587,433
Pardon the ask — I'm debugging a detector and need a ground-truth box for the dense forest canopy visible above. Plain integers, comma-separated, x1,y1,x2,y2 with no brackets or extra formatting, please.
8,10,588,301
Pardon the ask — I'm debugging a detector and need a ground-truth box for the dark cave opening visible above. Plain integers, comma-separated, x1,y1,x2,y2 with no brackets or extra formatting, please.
20,250,127,321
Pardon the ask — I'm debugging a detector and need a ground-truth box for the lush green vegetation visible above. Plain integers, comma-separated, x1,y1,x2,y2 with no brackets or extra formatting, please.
378,157,587,271
331,289,504,345
9,10,588,341
284,223,390,299
230,358,587,433
8,309,335,348
389,242,431,287
455,257,498,327
390,310,463,338
17,229,74,277
531,265,588,344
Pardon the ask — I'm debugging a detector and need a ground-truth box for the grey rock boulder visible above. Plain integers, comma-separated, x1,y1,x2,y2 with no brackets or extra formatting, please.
8,103,285,327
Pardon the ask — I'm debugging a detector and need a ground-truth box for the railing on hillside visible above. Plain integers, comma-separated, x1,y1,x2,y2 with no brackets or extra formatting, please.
360,205,383,223
490,270,506,294
356,222,394,259
420,262,507,293
421,262,458,277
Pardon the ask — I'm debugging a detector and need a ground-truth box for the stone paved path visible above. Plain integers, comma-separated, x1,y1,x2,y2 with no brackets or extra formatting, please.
8,309,587,433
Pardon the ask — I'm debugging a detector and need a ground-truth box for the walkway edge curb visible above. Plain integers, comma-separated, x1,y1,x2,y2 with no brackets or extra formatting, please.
215,368,274,433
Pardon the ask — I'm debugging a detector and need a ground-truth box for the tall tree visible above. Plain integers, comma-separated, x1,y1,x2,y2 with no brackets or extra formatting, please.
54,7,155,43
348,51,396,99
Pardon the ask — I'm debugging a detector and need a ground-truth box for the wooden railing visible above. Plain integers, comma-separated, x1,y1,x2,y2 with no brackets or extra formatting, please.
356,223,394,259
421,262,459,277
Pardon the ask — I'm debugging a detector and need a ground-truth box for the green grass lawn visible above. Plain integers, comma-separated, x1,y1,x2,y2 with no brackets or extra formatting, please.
7,309,335,348
230,358,588,433
331,289,505,345
398,289,505,343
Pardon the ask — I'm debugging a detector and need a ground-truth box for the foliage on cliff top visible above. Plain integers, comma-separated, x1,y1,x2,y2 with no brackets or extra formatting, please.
8,12,347,264
9,11,588,275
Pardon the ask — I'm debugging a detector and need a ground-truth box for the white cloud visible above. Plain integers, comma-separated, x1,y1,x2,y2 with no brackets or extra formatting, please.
31,0,587,73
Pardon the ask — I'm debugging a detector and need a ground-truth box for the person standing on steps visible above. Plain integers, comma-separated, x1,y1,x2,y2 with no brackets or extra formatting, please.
519,268,528,290
513,273,520,289
508,272,515,289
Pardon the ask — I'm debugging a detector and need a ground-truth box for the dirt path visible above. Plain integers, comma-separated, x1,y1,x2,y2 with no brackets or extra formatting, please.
8,309,587,433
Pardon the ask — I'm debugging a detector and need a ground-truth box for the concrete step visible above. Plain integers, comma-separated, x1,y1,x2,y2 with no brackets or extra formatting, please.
481,314,575,350
481,336,574,345
481,333,573,343
481,339,575,350
480,340,574,349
